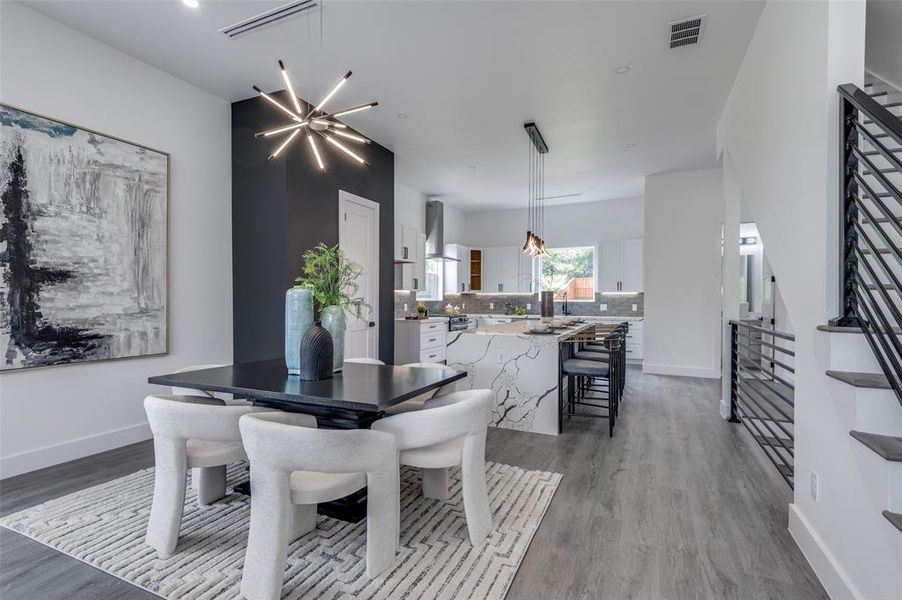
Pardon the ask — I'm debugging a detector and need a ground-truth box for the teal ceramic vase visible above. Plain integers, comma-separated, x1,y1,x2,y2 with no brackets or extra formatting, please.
285,287,314,375
321,305,346,371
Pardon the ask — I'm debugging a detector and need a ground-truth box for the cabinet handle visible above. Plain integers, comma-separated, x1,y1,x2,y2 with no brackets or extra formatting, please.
413,278,418,289
428,337,437,342
461,283,465,292
498,283,503,292
403,247,408,259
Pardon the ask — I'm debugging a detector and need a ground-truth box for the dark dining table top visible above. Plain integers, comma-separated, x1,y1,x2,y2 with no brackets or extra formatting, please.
147,359,466,412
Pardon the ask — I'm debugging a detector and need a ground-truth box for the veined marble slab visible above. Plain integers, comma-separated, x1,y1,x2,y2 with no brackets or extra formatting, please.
446,322,593,435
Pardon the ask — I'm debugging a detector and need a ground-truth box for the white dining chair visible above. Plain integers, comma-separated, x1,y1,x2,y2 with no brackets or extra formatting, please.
372,389,493,546
344,357,385,365
143,394,273,558
171,364,247,405
239,412,399,599
383,362,460,415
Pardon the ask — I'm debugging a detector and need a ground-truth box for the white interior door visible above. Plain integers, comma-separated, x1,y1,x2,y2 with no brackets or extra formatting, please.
338,190,379,360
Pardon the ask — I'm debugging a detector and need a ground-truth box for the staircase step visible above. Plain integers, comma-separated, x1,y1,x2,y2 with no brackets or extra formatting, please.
753,434,794,450
884,510,902,533
817,324,863,333
826,370,891,389
850,430,902,461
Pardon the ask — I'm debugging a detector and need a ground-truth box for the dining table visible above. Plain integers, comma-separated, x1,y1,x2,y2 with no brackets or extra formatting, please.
148,359,466,521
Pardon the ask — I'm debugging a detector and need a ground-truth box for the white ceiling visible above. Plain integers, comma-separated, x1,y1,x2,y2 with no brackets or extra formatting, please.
22,0,764,211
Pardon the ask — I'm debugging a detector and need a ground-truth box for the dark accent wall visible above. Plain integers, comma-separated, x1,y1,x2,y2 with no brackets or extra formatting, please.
232,92,394,364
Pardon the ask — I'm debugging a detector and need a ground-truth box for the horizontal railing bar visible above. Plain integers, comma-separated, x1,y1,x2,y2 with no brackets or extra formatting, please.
729,320,795,341
851,143,902,204
736,368,795,423
852,287,902,400
852,265,902,375
734,397,795,457
854,172,902,239
735,403,795,462
856,125,902,174
734,337,796,374
735,388,795,447
736,330,798,359
738,333,797,357
840,83,902,148
853,210,902,290
737,356,796,396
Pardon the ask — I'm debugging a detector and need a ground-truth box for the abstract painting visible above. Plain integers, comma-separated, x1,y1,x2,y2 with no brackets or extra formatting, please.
0,105,168,370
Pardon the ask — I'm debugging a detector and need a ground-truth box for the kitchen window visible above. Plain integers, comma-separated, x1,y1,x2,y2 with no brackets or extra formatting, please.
417,259,443,301
538,246,596,301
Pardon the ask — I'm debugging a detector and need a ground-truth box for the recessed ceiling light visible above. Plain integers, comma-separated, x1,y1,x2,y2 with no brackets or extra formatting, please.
615,64,632,74
182,0,200,7
396,113,408,119
626,143,637,149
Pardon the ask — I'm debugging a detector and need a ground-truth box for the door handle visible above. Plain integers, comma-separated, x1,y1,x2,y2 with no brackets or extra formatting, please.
368,321,376,327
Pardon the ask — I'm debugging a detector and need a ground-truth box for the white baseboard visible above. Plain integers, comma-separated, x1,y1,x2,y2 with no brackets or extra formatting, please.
788,503,862,600
0,422,152,480
642,363,720,379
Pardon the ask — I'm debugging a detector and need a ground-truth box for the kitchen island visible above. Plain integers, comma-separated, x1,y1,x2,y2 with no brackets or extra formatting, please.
445,320,595,435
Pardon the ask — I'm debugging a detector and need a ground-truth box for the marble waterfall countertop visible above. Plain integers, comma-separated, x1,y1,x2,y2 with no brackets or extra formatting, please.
464,320,595,338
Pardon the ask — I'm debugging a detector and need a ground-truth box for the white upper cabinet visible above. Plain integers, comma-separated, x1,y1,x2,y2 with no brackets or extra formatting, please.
395,224,423,290
444,243,470,294
518,252,534,293
599,238,644,293
482,248,503,293
620,238,643,292
480,246,528,293
394,224,404,261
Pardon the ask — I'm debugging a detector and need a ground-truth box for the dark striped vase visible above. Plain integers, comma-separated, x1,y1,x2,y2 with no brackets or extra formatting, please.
299,322,334,380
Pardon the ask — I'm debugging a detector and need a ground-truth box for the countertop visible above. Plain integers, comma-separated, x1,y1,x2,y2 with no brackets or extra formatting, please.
462,320,595,338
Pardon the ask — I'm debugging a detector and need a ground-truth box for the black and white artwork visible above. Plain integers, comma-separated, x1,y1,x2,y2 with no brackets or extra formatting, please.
0,105,168,370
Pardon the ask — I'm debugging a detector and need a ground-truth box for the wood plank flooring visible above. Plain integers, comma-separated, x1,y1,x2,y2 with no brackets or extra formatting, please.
0,369,827,599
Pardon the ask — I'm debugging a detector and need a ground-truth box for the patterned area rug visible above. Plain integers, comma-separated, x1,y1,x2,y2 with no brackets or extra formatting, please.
0,462,560,599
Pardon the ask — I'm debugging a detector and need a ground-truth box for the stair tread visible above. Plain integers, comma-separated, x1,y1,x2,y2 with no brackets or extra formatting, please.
884,511,902,533
817,324,863,333
753,434,794,450
850,430,902,461
826,370,891,389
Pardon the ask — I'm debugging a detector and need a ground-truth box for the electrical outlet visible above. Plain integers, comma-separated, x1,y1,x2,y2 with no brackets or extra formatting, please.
489,302,494,310
526,303,532,310
810,471,819,502
599,303,608,311
403,303,408,312
632,303,638,312
462,303,466,309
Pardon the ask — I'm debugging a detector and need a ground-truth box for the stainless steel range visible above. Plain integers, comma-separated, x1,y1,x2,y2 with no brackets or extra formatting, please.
447,315,470,331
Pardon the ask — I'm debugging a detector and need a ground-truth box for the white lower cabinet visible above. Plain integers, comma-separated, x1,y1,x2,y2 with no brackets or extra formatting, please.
588,317,644,362
394,318,448,364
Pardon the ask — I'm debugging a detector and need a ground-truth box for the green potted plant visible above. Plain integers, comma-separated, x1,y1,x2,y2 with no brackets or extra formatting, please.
416,303,428,319
295,243,371,371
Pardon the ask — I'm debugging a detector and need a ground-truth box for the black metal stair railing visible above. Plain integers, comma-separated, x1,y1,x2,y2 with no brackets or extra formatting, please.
730,320,795,488
832,83,902,408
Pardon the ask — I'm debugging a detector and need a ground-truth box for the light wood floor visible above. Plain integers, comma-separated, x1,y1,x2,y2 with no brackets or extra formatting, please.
0,369,827,599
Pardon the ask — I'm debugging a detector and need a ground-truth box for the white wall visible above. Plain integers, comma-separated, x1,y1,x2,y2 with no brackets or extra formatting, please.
394,180,465,242
643,169,723,379
717,1,901,598
866,0,902,89
462,197,643,248
0,4,232,478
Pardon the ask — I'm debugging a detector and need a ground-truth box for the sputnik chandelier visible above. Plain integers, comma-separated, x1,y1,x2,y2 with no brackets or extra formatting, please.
253,61,378,168
522,121,549,257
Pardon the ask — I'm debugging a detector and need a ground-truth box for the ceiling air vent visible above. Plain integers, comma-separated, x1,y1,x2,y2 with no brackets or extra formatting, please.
669,15,706,49
219,0,319,39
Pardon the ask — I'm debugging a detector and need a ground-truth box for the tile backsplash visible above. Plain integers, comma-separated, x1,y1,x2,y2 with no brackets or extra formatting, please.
395,291,643,318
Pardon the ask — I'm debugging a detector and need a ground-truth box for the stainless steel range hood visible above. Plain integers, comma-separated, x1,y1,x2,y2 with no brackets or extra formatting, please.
425,199,460,262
